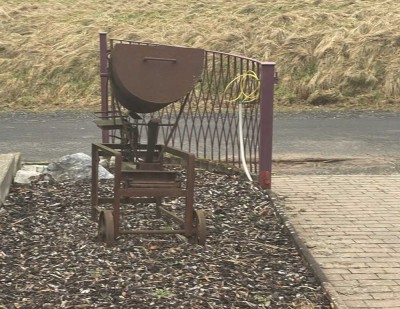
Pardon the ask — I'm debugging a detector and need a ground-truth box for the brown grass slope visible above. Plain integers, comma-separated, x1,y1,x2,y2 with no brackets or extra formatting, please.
1,0,400,111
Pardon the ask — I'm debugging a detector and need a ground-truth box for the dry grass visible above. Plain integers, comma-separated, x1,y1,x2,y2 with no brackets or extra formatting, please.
1,0,400,111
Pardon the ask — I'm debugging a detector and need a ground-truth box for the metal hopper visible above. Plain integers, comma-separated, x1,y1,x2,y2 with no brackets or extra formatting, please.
91,42,207,247
110,44,204,113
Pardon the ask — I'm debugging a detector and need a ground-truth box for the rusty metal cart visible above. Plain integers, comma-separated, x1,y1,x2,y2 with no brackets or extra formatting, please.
91,43,206,247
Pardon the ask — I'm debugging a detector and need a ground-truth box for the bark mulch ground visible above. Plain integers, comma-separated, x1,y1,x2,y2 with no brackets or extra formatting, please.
0,168,331,308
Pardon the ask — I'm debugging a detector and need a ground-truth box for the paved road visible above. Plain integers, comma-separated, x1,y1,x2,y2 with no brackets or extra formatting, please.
0,111,399,163
273,111,400,159
0,112,100,162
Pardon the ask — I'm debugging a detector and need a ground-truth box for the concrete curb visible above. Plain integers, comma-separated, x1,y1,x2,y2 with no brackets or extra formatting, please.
267,190,349,309
0,153,21,207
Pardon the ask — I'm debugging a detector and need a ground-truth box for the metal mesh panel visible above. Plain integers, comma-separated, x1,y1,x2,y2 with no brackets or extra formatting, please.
110,39,261,174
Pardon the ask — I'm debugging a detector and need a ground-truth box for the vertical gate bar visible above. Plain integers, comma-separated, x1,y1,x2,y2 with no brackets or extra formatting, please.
230,56,238,165
223,55,231,164
99,32,109,143
259,62,275,189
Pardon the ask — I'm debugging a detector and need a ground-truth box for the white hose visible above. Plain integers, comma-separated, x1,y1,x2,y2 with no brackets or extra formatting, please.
238,102,253,182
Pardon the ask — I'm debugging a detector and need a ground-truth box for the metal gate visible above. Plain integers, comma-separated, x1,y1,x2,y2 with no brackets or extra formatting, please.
99,33,275,189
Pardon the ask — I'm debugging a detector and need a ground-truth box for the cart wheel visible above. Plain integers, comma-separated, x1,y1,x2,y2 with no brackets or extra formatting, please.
192,209,207,245
97,210,115,247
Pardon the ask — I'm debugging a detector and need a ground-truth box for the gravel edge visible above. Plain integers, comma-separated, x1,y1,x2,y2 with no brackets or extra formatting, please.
268,190,349,309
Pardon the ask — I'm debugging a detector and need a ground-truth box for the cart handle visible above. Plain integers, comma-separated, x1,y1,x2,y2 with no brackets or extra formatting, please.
143,57,177,62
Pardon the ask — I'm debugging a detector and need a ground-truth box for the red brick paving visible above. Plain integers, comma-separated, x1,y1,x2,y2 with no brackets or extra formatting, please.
273,175,400,309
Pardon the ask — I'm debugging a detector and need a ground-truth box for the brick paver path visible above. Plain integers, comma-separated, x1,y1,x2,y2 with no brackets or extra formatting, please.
273,175,400,309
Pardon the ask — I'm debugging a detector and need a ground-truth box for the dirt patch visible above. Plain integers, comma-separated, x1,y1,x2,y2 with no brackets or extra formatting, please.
273,157,400,175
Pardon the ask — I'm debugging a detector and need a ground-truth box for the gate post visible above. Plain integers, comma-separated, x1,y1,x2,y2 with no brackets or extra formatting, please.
259,62,275,189
99,32,109,143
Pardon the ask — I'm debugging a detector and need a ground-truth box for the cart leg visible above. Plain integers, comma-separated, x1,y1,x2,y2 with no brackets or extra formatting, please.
184,154,196,237
191,209,207,245
155,198,162,218
91,144,100,222
113,154,123,237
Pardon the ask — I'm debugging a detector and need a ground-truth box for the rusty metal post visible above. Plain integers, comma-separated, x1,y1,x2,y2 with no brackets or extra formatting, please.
91,144,99,221
99,32,109,143
183,153,196,237
258,62,275,189
113,152,123,237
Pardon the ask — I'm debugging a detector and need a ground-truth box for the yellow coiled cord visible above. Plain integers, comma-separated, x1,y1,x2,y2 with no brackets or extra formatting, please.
223,70,260,104
222,70,261,182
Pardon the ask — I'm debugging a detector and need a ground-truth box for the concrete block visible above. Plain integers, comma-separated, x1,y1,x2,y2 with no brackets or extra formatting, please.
0,153,22,206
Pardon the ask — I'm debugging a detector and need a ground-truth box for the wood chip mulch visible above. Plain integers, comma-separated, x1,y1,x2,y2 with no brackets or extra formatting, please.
0,169,331,308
